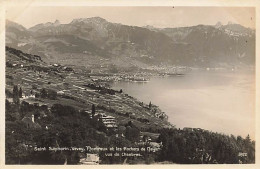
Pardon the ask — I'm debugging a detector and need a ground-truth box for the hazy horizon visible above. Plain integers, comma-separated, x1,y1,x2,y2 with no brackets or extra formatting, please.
6,6,255,29
6,17,254,31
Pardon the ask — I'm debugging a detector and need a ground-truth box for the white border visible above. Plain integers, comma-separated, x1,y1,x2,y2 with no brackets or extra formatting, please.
0,1,259,169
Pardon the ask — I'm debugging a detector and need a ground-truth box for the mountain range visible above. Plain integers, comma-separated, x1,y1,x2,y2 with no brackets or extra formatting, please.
6,17,255,68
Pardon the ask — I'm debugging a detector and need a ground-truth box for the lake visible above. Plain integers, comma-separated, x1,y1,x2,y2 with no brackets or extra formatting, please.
111,70,255,139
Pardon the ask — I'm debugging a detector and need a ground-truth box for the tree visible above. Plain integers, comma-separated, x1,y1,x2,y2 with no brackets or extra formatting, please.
48,89,57,100
127,121,133,127
245,134,251,144
109,65,118,73
149,101,152,109
125,126,140,142
18,87,22,98
40,88,47,98
32,84,37,90
20,101,30,117
169,139,180,163
91,104,96,118
35,93,40,98
12,85,19,104
5,121,32,164
118,126,126,135
6,99,10,110
13,85,18,97
143,135,148,142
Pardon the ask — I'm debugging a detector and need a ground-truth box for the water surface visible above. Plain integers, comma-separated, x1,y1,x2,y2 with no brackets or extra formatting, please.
111,70,255,139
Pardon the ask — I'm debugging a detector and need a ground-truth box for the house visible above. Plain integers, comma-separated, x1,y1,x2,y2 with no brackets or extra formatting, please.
57,91,65,95
22,93,35,99
149,142,162,149
6,98,13,103
115,133,125,138
79,153,100,165
29,94,35,98
183,127,193,132
98,113,117,128
193,128,203,132
84,110,92,117
22,114,41,129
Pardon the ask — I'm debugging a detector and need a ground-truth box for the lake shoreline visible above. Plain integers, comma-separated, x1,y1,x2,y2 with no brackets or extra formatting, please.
110,70,255,140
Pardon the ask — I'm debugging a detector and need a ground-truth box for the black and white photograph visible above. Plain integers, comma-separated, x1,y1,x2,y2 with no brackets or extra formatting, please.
1,0,259,166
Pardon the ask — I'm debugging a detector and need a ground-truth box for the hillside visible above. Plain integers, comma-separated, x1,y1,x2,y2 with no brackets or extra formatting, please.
5,46,172,138
6,18,255,68
5,47,255,164
153,23,255,66
6,46,42,63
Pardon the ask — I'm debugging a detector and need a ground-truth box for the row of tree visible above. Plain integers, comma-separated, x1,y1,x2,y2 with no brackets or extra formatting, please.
11,85,58,104
156,128,255,164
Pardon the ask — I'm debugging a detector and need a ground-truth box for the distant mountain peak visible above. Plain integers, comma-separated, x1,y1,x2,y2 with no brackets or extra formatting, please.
6,18,255,68
144,25,156,29
215,21,222,28
90,17,107,22
6,20,27,31
29,19,61,31
54,19,60,26
143,25,161,32
70,17,107,24
227,21,234,25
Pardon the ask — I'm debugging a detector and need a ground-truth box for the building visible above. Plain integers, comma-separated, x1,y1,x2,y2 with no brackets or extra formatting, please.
98,113,117,128
84,110,92,117
22,93,36,99
79,153,100,165
183,127,193,132
22,114,41,129
149,142,162,149
193,128,203,132
57,91,65,95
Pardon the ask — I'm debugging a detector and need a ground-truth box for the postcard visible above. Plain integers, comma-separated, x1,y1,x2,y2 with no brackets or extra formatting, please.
1,0,259,168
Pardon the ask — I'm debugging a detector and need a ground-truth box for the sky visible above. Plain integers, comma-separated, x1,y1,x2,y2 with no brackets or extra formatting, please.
6,6,255,29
